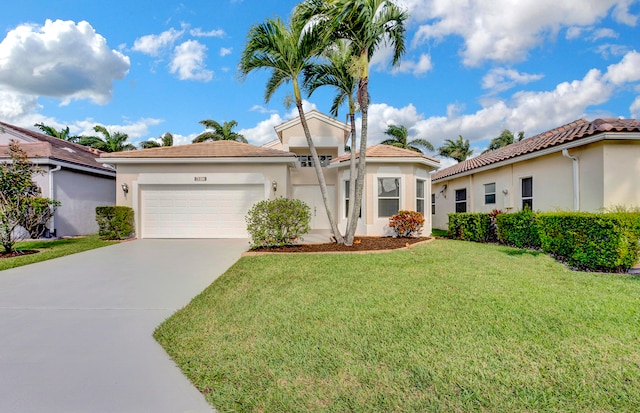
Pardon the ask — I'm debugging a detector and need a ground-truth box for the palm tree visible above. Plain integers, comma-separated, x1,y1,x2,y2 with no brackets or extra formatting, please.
78,125,136,152
192,120,247,143
34,122,79,143
381,124,434,153
438,135,473,163
239,16,345,243
482,129,525,153
140,132,174,149
296,0,408,245
303,39,360,243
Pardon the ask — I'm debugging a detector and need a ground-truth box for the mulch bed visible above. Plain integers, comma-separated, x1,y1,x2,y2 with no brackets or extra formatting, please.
0,250,39,259
251,236,432,253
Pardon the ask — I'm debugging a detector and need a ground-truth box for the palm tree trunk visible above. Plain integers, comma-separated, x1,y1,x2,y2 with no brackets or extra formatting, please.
344,112,358,246
347,75,369,244
295,98,344,244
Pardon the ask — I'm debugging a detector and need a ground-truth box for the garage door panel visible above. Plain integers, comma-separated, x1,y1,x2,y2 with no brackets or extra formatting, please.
141,185,263,238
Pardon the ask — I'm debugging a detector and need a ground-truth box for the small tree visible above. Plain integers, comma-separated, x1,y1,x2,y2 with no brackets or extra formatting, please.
0,141,59,252
245,198,311,248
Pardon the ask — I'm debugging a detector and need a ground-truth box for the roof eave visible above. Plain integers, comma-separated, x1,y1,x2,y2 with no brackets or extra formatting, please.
99,156,298,165
329,156,440,170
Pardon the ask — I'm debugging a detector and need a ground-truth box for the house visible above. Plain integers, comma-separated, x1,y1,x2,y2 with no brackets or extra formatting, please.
431,118,640,230
100,111,440,239
0,121,116,237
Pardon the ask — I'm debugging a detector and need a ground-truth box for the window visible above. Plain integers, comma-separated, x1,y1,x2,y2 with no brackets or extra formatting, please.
344,180,361,218
416,179,425,215
484,183,496,205
431,193,436,215
522,177,533,210
378,177,400,217
455,188,467,213
298,155,332,167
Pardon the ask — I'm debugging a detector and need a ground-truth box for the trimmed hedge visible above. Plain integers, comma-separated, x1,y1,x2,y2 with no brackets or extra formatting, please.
245,197,311,248
448,213,492,242
496,210,541,249
537,212,640,272
95,206,135,240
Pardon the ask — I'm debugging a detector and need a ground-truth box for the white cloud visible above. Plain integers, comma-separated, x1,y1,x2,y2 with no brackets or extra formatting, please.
241,101,318,145
220,47,233,57
250,105,278,114
170,40,213,81
0,90,43,124
73,118,163,140
0,19,130,104
190,28,226,38
132,28,183,56
482,68,544,93
603,50,640,84
596,43,631,58
409,0,639,66
592,28,619,41
392,54,433,75
631,96,640,118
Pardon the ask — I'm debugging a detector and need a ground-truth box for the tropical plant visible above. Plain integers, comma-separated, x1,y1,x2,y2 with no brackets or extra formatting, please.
0,141,59,252
296,0,408,245
239,15,345,243
482,129,525,154
140,132,174,149
438,135,473,163
78,125,136,152
34,122,79,143
192,120,247,143
381,124,434,153
245,197,311,248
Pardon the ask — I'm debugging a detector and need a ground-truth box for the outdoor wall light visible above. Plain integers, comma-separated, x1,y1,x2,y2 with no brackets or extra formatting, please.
272,180,278,193
121,183,129,195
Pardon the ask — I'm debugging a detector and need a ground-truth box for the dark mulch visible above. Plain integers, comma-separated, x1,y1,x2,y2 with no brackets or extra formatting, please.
251,236,431,253
0,250,39,259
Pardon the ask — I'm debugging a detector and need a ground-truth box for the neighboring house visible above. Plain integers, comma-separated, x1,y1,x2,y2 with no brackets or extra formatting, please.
100,110,440,239
431,118,640,230
0,122,116,237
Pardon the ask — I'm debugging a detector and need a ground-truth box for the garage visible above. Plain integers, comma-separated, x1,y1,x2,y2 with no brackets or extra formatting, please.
140,184,264,238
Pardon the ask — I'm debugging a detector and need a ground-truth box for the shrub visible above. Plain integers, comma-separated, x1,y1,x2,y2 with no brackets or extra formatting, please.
95,206,135,240
389,210,425,237
496,210,541,249
245,197,311,248
448,213,492,242
537,212,640,272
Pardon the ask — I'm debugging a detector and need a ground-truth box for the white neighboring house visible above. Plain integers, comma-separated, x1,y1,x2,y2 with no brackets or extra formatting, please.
101,111,440,239
431,118,640,230
0,122,116,237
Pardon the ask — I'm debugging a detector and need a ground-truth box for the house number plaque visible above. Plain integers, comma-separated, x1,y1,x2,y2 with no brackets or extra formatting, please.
194,176,207,182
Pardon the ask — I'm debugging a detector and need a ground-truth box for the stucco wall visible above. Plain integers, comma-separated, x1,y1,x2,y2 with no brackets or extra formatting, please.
53,169,116,236
603,140,640,209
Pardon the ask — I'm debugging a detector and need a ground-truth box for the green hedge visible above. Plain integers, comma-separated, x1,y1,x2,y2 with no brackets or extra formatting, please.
245,197,311,248
448,213,492,242
496,210,541,249
537,212,640,272
95,206,135,240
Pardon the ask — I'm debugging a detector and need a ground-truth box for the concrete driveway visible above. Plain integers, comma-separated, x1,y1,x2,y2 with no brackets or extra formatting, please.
0,239,249,413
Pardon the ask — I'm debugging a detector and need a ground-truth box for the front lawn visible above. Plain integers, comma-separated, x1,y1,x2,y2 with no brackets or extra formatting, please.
155,239,640,412
0,235,118,271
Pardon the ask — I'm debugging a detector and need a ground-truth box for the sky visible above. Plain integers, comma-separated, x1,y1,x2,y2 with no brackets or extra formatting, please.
1,0,639,167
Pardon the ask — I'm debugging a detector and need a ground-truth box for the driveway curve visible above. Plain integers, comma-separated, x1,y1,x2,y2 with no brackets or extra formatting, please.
0,239,248,413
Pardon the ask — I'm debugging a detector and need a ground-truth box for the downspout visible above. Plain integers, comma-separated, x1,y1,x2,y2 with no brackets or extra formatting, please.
48,165,62,237
562,149,579,211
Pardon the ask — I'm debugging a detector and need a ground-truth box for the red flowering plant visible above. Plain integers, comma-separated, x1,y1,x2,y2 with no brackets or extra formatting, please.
389,210,425,238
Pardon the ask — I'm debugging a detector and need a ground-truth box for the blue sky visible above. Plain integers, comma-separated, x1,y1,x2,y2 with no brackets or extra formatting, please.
1,0,639,166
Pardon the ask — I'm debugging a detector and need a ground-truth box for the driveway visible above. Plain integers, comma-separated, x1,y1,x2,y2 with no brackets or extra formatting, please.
0,239,249,413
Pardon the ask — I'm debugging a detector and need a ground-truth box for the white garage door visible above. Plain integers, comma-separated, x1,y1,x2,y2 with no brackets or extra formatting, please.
140,184,263,238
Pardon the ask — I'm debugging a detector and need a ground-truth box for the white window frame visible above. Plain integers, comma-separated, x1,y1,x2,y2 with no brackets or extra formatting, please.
455,188,467,213
376,176,402,218
521,177,533,210
431,193,436,215
484,182,496,205
416,179,426,215
343,179,361,219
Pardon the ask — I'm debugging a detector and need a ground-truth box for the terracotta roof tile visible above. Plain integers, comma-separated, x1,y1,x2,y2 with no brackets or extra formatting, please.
100,140,297,159
0,121,112,172
432,118,640,181
332,144,440,163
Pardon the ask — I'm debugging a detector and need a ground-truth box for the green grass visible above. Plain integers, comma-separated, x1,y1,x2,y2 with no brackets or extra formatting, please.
155,239,640,412
0,235,118,271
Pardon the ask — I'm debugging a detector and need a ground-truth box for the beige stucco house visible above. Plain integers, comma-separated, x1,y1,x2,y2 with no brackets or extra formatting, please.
101,111,440,239
431,118,640,230
0,121,116,237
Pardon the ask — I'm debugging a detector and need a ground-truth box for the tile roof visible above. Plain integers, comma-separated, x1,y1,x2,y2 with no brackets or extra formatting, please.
332,144,440,164
100,140,297,159
432,118,640,181
0,121,112,173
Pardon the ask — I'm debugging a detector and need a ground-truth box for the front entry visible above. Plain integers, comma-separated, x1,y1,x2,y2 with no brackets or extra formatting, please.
293,185,335,230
